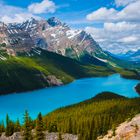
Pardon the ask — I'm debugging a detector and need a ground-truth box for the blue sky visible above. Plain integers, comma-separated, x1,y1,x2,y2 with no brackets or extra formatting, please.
2,0,115,28
0,0,140,54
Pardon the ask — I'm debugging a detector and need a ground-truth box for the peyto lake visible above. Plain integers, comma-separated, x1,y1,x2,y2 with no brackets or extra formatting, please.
0,74,139,122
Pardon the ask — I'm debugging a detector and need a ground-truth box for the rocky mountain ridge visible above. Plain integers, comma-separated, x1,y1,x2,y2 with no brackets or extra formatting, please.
1,17,139,70
0,17,105,63
117,50,140,62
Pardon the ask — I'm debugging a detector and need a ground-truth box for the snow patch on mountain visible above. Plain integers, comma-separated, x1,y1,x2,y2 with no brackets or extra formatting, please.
0,17,108,65
66,30,81,39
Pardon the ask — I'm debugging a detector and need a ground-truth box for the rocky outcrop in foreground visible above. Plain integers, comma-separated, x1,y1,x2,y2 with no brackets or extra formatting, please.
98,114,140,140
0,131,78,140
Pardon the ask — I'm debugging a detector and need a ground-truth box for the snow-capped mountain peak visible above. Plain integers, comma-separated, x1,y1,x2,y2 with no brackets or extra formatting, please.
0,17,105,63
47,17,66,27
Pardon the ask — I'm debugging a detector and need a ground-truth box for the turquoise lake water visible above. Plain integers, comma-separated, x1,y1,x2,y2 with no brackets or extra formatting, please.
0,74,139,123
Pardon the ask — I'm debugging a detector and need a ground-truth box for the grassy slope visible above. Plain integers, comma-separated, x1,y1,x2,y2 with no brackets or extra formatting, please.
31,49,140,80
79,49,140,80
0,57,50,94
44,92,140,140
31,49,115,78
95,50,140,79
0,49,114,95
0,48,139,95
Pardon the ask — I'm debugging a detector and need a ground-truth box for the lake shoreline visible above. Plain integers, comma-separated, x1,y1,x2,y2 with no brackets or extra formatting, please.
0,74,111,96
1,72,139,97
0,74,139,122
135,83,140,95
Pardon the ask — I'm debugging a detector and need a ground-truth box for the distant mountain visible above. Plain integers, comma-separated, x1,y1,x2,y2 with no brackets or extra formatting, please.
130,50,140,61
0,17,110,66
1,17,140,69
2,17,139,69
0,17,140,95
118,49,140,62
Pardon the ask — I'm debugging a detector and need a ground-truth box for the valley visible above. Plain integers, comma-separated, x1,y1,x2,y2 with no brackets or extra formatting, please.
0,47,139,95
0,48,115,95
0,74,139,123
0,16,140,140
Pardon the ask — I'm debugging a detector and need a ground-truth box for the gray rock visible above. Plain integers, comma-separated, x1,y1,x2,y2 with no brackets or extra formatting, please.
98,114,140,140
46,75,63,86
0,17,103,59
0,131,78,140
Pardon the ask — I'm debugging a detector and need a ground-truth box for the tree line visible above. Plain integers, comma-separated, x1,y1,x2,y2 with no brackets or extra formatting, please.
0,92,140,140
0,111,47,140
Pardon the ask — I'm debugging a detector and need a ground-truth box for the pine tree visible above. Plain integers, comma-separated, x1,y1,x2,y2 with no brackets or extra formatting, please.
0,121,5,136
5,114,10,136
5,114,14,136
48,121,57,132
23,110,33,140
89,118,95,140
35,113,45,140
58,132,63,140
14,119,21,132
68,118,72,133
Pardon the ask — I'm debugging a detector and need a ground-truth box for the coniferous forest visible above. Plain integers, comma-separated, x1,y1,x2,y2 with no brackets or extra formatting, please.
0,92,140,140
0,0,140,139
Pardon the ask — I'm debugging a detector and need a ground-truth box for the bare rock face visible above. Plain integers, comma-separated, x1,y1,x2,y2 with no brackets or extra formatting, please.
0,132,22,140
0,22,8,42
46,75,63,86
0,17,109,65
0,132,78,140
98,114,140,140
0,17,103,59
45,132,78,140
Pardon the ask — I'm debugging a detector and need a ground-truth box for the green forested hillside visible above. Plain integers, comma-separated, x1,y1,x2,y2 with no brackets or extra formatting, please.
0,49,114,95
0,48,139,95
44,92,140,140
1,92,140,140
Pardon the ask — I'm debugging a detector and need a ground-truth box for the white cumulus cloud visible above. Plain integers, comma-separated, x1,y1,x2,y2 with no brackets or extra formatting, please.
0,2,40,23
115,0,138,7
1,14,40,23
86,8,117,22
118,36,138,43
28,0,56,14
104,22,138,32
85,22,140,54
86,0,140,54
86,0,140,22
0,0,57,23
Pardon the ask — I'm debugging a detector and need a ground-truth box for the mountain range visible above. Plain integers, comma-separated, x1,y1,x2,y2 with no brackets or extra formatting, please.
0,17,139,94
2,17,123,67
0,17,101,58
0,17,136,66
118,50,140,62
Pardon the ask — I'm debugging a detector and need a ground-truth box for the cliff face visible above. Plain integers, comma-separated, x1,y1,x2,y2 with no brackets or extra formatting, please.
0,18,101,55
0,131,78,140
0,17,109,64
98,114,140,140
